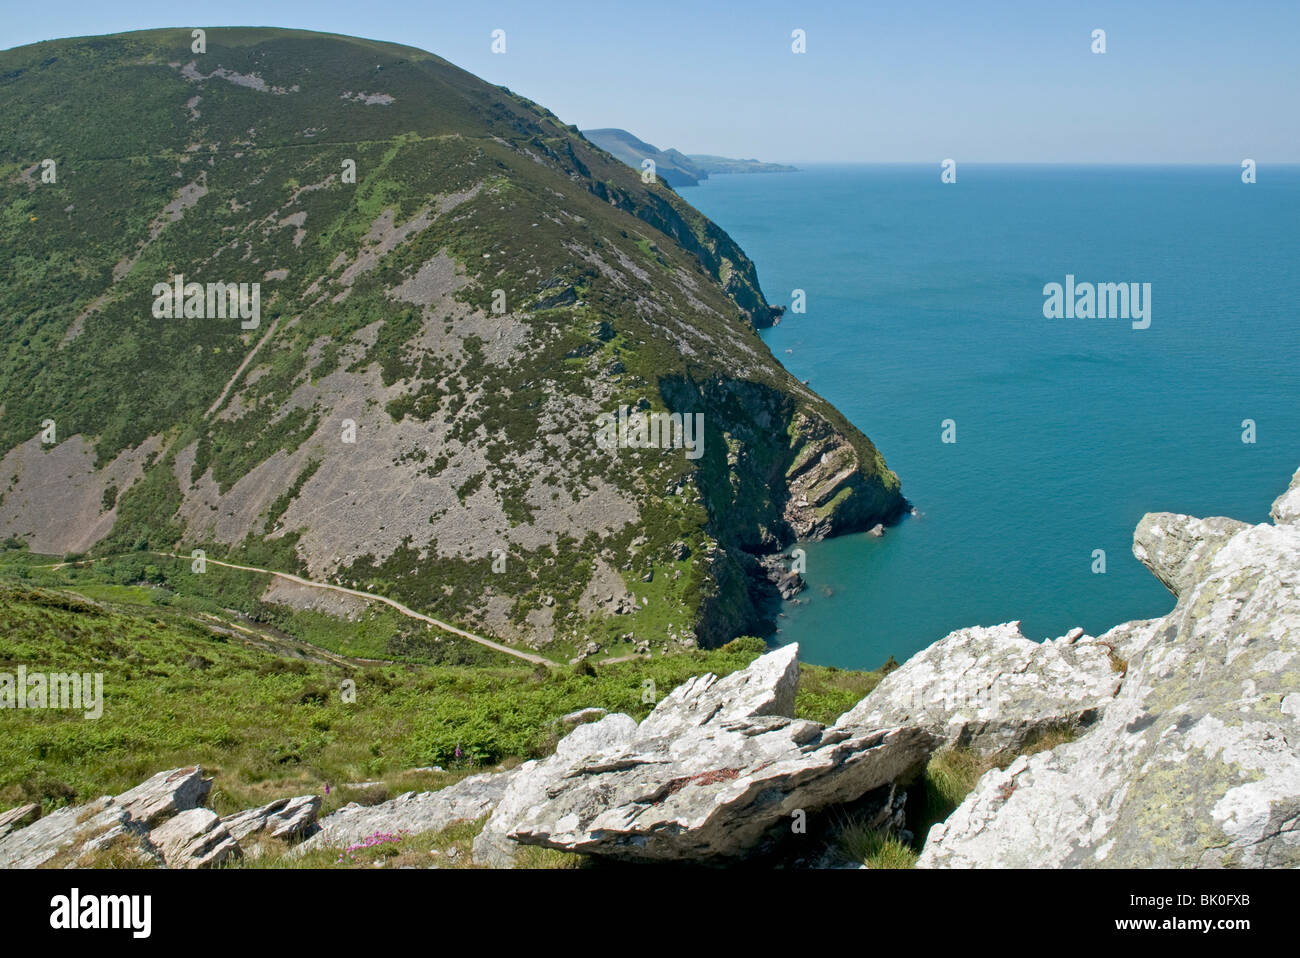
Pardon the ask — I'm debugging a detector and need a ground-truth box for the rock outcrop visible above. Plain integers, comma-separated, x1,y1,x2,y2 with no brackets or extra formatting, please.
473,644,933,865
113,766,212,827
0,797,140,869
149,808,240,868
0,765,316,868
221,795,321,844
0,766,216,868
295,771,516,854
918,468,1300,868
836,621,1123,754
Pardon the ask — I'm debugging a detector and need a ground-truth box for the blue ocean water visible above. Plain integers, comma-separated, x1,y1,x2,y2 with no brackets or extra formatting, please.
686,164,1300,670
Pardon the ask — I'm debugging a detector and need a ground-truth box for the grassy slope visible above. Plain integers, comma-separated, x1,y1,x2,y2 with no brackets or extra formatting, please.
0,577,883,819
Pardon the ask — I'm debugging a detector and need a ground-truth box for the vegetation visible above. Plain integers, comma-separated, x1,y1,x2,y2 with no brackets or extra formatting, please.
0,579,884,819
0,27,902,651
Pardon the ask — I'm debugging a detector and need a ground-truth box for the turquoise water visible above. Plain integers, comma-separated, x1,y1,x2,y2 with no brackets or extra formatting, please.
686,165,1300,669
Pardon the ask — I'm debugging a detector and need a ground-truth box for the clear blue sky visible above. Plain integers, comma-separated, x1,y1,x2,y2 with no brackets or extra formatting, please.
3,0,1297,163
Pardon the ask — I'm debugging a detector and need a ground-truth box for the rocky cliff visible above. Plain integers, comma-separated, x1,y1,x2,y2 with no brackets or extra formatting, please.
916,466,1300,867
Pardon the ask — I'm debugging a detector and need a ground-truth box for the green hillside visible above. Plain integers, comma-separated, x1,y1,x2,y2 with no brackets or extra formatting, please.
0,27,902,654
0,575,883,816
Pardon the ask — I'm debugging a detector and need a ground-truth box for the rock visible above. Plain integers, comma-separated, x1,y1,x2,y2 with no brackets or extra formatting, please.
114,766,211,827
836,622,1122,755
473,645,933,865
0,797,131,868
919,473,1300,868
867,523,885,537
295,770,516,854
220,795,321,843
775,570,804,600
559,707,608,726
0,766,218,868
1133,512,1249,596
149,808,240,868
0,803,38,840
1270,465,1300,525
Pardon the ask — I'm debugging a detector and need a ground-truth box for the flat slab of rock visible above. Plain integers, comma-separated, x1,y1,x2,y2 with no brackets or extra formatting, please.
149,808,239,868
220,795,320,843
474,644,933,865
0,803,39,840
920,475,1300,868
295,770,516,854
836,621,1123,755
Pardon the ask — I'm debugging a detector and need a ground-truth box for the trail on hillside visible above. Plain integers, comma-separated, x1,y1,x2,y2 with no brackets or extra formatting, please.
34,551,559,667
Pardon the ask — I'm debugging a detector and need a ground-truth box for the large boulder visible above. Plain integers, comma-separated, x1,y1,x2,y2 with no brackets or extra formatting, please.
473,644,933,865
919,469,1300,868
836,621,1123,754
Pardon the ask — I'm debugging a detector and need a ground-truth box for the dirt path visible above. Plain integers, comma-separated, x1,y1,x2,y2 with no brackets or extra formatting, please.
153,552,558,667
34,551,559,668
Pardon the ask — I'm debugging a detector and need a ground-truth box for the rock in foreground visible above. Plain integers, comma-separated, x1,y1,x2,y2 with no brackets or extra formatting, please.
474,644,933,865
919,468,1300,868
836,621,1123,755
295,771,516,854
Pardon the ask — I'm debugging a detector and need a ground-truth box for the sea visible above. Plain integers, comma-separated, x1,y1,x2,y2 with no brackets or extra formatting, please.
686,164,1300,669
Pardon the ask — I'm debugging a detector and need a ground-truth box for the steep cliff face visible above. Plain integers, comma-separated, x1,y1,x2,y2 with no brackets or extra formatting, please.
0,28,901,651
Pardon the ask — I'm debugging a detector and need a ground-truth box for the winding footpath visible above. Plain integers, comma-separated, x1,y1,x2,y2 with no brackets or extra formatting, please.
37,551,559,668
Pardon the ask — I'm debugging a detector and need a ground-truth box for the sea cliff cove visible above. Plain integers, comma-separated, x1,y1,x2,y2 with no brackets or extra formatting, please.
0,6,1293,940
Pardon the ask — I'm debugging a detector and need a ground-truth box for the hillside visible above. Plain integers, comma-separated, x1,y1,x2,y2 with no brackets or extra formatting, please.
0,28,902,655
582,128,798,186
0,575,880,816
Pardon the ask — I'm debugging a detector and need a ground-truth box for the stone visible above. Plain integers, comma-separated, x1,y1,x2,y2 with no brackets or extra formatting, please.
1133,512,1249,596
867,523,885,537
1270,465,1300,525
559,707,608,726
919,473,1300,868
0,797,132,868
220,795,321,843
473,645,933,865
836,622,1123,755
114,766,211,827
0,803,38,840
149,808,240,868
294,769,517,854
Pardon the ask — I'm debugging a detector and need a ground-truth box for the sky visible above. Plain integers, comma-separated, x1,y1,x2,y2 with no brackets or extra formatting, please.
2,0,1297,163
